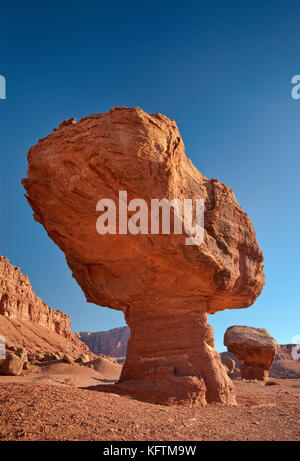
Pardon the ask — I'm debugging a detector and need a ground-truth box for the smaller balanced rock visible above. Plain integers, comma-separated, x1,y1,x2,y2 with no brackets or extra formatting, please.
224,326,277,381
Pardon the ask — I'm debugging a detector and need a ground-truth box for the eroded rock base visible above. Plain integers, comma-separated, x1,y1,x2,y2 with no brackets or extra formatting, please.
117,374,207,406
118,302,236,406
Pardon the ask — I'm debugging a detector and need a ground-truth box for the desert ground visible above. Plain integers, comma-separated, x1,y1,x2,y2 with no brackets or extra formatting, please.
0,359,299,441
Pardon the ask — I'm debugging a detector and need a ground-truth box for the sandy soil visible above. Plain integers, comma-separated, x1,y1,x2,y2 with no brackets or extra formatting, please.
0,363,299,441
0,357,122,388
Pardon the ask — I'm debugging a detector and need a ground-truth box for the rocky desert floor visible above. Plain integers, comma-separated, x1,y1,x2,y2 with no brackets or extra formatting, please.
0,360,299,441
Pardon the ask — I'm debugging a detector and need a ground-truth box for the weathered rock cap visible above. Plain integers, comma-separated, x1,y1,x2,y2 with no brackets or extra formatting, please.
22,106,265,314
224,325,277,369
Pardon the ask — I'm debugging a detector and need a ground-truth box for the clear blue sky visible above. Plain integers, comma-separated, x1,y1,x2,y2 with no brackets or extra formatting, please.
0,0,299,351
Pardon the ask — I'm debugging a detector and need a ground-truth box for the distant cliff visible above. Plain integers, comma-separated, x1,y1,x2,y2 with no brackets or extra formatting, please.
0,256,73,337
0,256,90,356
77,327,130,357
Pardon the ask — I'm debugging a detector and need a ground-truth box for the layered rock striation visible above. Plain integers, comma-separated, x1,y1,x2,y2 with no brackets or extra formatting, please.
0,256,71,337
0,256,90,357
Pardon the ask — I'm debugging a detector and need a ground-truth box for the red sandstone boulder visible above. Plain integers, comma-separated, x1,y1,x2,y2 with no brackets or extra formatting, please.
224,326,277,380
1,353,23,376
22,107,265,405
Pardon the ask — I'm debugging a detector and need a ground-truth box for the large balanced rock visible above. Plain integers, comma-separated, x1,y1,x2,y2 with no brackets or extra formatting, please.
22,107,265,405
224,326,277,380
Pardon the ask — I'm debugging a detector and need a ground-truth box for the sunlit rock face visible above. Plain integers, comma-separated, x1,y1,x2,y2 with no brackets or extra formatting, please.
0,255,71,337
22,107,265,405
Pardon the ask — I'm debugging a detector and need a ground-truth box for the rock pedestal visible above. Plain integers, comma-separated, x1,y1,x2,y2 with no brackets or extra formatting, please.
119,301,235,405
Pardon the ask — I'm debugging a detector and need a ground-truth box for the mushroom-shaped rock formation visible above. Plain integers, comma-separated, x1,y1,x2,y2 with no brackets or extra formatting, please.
22,107,265,405
224,326,277,381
